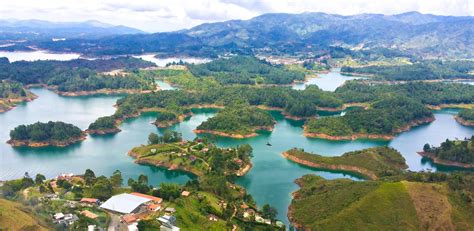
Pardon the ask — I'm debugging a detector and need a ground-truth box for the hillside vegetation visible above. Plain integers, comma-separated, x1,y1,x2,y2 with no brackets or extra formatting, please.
189,56,305,85
305,96,433,139
196,104,275,137
0,198,49,231
422,136,474,167
284,147,407,179
289,172,474,230
341,60,474,81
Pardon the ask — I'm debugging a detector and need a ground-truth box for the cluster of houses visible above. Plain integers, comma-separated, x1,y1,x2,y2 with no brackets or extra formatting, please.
99,191,192,231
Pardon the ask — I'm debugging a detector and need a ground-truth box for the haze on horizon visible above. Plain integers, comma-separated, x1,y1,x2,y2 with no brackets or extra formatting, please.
0,0,473,32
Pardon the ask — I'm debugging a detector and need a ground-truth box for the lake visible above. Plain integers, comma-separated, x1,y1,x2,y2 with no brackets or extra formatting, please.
292,69,365,91
0,50,80,62
1,88,473,225
135,54,211,67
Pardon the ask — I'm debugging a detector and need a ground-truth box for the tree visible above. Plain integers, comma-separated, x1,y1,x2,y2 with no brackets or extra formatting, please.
138,174,148,185
110,170,123,188
84,169,96,186
423,143,431,152
90,176,113,201
157,183,181,200
262,204,277,220
148,132,161,145
34,173,46,185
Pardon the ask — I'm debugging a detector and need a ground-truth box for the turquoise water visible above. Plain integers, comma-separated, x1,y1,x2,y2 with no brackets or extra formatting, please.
1,88,473,225
155,80,176,90
292,70,365,91
0,50,80,62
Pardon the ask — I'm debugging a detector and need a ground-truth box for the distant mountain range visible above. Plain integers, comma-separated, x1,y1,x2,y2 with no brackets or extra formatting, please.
0,19,145,41
9,12,474,58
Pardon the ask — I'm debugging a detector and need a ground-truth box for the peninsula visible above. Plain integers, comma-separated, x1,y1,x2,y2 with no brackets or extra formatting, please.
0,80,37,113
455,108,474,126
7,121,86,147
128,131,253,177
283,147,408,180
304,96,434,140
419,136,474,168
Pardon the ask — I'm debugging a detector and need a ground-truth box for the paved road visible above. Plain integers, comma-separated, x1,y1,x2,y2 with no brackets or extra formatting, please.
107,213,125,231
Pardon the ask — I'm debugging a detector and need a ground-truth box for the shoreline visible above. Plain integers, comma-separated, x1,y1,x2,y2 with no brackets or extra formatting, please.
128,149,202,177
303,116,435,140
86,127,122,135
26,84,157,96
194,129,259,139
0,93,38,113
454,116,474,126
427,103,474,110
282,151,378,180
417,152,474,168
7,133,87,147
153,112,193,128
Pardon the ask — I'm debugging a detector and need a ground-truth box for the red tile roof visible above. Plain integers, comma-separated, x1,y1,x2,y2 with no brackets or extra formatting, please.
122,214,137,224
80,198,99,203
130,192,163,203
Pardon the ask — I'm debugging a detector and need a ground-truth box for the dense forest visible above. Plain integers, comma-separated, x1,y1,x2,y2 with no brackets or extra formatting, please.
336,81,474,105
458,108,474,122
0,57,156,92
189,56,305,85
197,104,275,135
87,116,118,131
423,136,474,164
9,121,84,142
0,80,27,98
108,85,340,122
305,96,433,136
341,60,474,81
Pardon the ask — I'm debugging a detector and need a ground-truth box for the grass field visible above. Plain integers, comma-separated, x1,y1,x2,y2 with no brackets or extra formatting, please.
285,147,408,179
0,198,49,231
290,176,420,230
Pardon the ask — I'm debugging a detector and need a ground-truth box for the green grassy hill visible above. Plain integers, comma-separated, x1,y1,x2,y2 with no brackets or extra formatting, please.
0,198,49,231
284,147,408,179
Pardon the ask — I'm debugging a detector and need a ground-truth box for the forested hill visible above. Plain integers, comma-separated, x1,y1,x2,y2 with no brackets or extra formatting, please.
38,12,474,58
189,56,305,85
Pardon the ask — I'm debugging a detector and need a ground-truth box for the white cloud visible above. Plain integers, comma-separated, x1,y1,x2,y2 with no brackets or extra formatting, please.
0,0,472,32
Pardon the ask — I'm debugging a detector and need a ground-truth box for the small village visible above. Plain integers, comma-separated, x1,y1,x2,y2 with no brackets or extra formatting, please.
1,137,285,231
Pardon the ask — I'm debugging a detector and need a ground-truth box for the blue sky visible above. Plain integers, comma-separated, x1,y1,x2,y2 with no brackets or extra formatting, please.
0,0,472,32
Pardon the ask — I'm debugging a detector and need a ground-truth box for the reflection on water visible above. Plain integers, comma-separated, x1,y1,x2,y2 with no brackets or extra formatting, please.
0,50,80,62
292,69,365,91
1,88,473,225
135,54,211,67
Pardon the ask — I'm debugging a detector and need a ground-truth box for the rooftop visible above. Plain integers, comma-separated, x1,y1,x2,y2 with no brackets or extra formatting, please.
130,192,163,203
100,193,151,214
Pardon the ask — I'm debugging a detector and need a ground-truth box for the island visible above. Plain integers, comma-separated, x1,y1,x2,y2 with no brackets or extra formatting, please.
455,108,474,126
304,96,434,140
194,104,276,138
283,147,408,180
419,136,474,168
153,108,193,128
0,80,37,113
86,116,121,135
7,121,86,147
128,131,253,176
